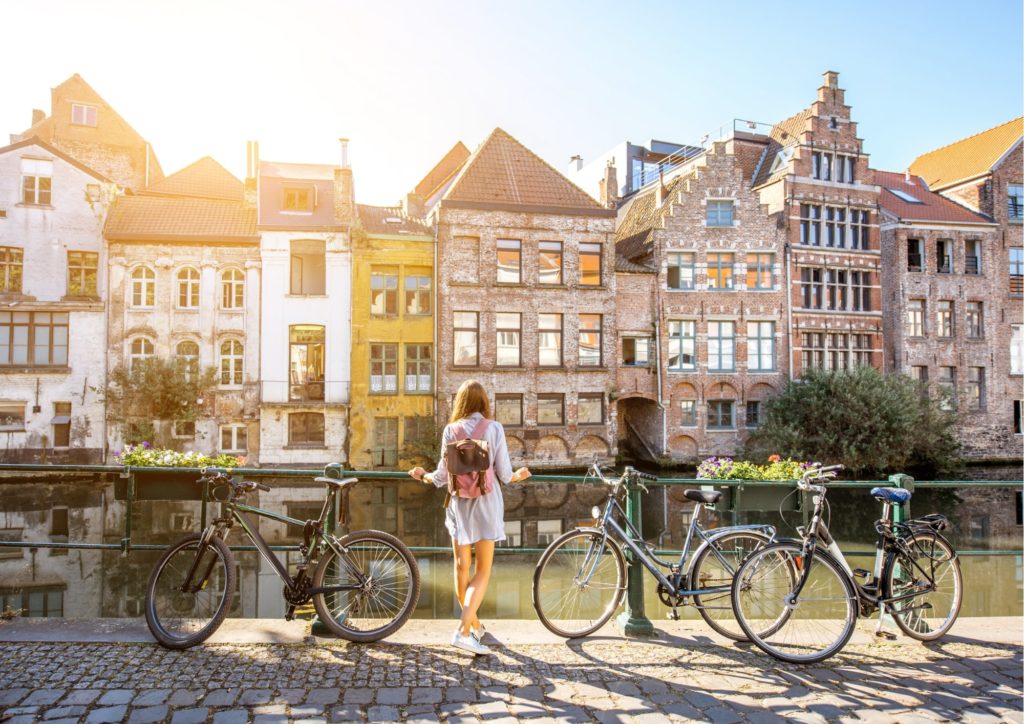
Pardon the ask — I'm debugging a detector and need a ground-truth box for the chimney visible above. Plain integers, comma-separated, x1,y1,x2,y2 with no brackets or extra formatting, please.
339,138,350,169
569,154,583,173
334,137,354,223
243,141,258,208
823,70,840,89
818,70,844,105
31,109,45,126
403,192,425,219
598,160,618,209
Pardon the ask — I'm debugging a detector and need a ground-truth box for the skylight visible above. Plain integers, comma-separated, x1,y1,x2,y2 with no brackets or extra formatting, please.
888,188,924,204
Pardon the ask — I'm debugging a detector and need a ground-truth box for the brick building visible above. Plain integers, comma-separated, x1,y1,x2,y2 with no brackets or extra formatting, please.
427,128,618,468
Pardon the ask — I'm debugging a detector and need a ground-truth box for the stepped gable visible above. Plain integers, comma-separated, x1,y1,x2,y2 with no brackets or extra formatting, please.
751,108,814,188
413,141,470,199
144,156,243,201
876,170,994,224
357,204,432,235
443,128,606,214
909,117,1024,191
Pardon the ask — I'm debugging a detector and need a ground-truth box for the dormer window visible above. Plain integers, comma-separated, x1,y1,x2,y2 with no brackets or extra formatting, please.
282,185,315,212
769,145,794,175
71,104,97,127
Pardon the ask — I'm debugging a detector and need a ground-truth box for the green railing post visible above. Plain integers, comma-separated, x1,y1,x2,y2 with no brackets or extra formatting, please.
616,480,654,637
889,473,914,523
311,463,345,636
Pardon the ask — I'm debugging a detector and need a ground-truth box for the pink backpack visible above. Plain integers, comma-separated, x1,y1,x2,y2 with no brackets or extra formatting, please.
444,418,495,499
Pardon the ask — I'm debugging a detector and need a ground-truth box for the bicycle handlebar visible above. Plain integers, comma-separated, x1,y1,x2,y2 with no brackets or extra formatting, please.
630,469,659,482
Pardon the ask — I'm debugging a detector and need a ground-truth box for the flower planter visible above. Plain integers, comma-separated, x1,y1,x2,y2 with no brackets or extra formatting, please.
114,468,210,501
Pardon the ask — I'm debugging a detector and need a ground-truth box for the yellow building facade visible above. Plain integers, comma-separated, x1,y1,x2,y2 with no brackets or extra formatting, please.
348,206,435,471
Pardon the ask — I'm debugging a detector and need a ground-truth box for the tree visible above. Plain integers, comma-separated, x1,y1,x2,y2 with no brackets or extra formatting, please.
744,367,960,476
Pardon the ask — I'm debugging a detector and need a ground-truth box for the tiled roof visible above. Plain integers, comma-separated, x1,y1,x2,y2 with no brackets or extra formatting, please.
105,195,257,241
413,141,470,199
876,171,994,225
357,204,432,235
613,176,686,261
443,128,605,213
615,254,657,273
909,117,1023,191
752,108,813,187
144,156,243,201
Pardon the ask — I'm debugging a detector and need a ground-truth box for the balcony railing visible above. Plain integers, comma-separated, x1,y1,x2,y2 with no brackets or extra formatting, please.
907,254,922,272
937,255,952,274
965,256,980,274
1011,275,1024,295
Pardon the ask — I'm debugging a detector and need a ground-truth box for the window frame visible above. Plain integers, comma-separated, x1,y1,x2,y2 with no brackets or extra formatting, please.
679,399,697,427
706,200,734,227
577,393,604,425
907,299,926,338
282,184,315,213
404,274,431,315
370,270,399,316
579,243,602,286
707,400,735,430
965,301,984,339
537,393,565,426
219,339,244,387
176,267,200,309
936,300,955,339
666,252,695,290
371,417,399,468
0,311,69,367
174,340,200,380
288,324,325,401
219,423,248,454
128,336,154,371
707,320,736,372
746,321,775,372
907,238,924,272
668,320,697,372
369,342,399,395
538,313,563,367
495,312,522,367
130,266,156,308
21,158,52,206
578,314,603,367
1008,183,1023,222
288,412,326,447
220,268,245,309
0,247,24,294
453,311,479,367
404,344,432,393
67,251,99,297
51,401,72,448
496,239,522,285
966,366,986,412
706,252,735,290
71,103,98,127
538,241,563,285
494,394,523,427
621,336,651,367
1010,248,1023,295
745,253,774,290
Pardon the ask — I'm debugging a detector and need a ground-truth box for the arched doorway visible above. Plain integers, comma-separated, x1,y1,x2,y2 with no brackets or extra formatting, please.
615,395,662,463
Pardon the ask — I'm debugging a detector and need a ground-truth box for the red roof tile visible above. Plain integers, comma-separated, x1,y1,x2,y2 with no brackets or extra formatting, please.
104,195,257,241
145,156,243,201
357,204,432,235
909,117,1023,191
876,171,994,225
413,142,470,199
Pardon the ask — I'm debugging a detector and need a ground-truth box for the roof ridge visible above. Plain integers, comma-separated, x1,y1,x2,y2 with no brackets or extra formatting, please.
912,116,1024,161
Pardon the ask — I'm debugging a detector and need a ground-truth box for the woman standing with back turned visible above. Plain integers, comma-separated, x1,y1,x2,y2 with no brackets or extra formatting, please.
408,379,530,655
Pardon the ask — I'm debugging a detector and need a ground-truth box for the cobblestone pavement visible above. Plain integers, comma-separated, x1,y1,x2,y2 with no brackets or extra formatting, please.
0,635,1020,723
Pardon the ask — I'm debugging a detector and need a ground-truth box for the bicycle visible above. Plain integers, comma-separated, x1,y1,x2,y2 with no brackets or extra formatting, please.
531,463,778,639
144,469,421,649
731,464,963,664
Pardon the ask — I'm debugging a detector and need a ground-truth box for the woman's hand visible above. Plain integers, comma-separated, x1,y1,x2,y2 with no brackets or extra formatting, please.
408,466,429,483
511,467,531,483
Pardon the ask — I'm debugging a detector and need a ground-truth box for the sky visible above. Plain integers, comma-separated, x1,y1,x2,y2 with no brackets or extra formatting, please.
2,0,1021,206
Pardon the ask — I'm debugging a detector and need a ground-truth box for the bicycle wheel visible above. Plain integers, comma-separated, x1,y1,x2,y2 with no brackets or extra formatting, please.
689,531,770,640
145,532,235,650
733,542,857,664
885,532,962,641
312,529,420,643
532,529,626,638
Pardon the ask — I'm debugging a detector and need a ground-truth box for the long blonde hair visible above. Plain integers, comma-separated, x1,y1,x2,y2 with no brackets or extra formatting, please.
449,379,491,423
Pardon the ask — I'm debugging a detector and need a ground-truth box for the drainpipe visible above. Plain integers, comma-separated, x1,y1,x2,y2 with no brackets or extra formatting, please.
432,210,439,426
653,273,667,455
784,241,794,380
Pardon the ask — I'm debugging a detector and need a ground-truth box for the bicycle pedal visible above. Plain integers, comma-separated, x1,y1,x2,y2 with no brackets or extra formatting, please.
284,605,296,622
666,610,680,621
874,630,897,641
852,568,869,578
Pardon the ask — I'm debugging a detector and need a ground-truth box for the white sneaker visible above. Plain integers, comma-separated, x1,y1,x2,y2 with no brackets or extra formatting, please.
452,630,492,655
471,622,486,641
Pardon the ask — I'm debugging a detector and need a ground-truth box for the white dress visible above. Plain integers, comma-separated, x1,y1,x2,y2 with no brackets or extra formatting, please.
431,412,512,545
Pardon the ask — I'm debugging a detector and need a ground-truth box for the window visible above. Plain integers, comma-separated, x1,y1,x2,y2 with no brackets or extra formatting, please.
936,239,952,274
67,251,98,297
1009,183,1023,222
290,240,326,295
172,420,195,438
707,253,734,290
221,268,244,309
708,321,735,371
668,320,696,371
495,394,523,427
850,271,871,311
907,299,925,337
289,325,325,401
405,344,432,393
811,152,855,183
578,314,602,366
679,400,697,427
220,340,243,386
801,268,824,309
1010,248,1023,295
829,333,850,370
850,209,870,250
936,301,954,338
404,274,430,315
888,188,923,204
852,334,872,367
496,312,521,366
0,587,63,618
910,366,929,388
453,312,478,366
1011,325,1023,375
965,240,982,275
130,266,155,307
707,400,735,430
51,402,71,448
907,239,923,272
966,367,985,412
175,340,200,379
502,520,523,547
667,252,695,290
746,254,773,290
370,270,398,316
538,313,562,367
176,267,200,308
746,401,761,428
0,403,25,432
537,520,563,547
21,158,52,205
800,204,821,246
579,243,602,286
369,343,398,394
747,322,775,372
51,506,69,540
496,239,521,283
538,394,564,425
289,412,325,446
128,337,153,370
826,269,848,310
811,151,831,182
824,207,846,247
0,247,24,293
706,200,734,227
622,337,650,366
71,103,97,126
938,367,957,411
538,242,563,285
0,312,68,366
220,424,247,453
578,393,604,425
965,302,983,339
371,418,399,468
283,185,314,212
802,332,825,370
1015,401,1023,435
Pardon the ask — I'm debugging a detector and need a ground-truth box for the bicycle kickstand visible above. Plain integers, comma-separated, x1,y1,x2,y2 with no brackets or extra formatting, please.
873,605,897,641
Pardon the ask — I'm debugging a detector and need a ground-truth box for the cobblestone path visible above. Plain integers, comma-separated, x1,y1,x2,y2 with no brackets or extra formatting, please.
0,638,1020,723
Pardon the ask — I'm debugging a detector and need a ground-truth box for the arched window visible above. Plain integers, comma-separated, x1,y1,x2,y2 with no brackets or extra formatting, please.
129,337,154,371
175,340,200,379
177,267,200,308
130,266,155,307
221,268,244,309
220,339,244,386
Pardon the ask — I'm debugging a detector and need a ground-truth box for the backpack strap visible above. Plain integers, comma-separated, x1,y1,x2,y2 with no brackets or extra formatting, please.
471,418,491,440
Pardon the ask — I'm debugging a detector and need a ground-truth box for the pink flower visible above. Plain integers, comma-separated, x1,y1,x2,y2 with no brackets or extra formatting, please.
768,454,782,463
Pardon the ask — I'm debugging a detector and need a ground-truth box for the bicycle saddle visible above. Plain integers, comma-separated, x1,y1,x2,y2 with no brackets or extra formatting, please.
684,489,722,504
870,487,912,505
316,476,358,489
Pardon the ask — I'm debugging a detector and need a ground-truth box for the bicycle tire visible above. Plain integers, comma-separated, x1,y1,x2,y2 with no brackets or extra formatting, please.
885,531,962,641
532,529,626,638
145,532,235,650
733,541,858,664
689,530,771,640
312,529,420,643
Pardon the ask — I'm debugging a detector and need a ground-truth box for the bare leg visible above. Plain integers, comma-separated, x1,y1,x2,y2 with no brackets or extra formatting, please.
451,541,481,629
458,540,494,636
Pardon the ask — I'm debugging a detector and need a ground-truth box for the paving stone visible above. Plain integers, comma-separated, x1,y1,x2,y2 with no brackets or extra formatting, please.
376,686,408,705
240,688,273,705
212,710,250,724
366,705,400,722
292,704,326,717
43,705,88,719
0,688,30,706
61,689,101,706
23,689,67,706
97,689,135,706
85,705,129,723
410,686,443,704
133,689,172,706
446,686,478,703
329,704,365,722
343,688,373,704
129,705,169,723
203,688,240,707
307,688,340,705
252,716,288,724
2,717,38,724
168,689,202,707
170,708,210,724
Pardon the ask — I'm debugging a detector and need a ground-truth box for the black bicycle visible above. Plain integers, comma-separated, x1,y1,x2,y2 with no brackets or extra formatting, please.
144,469,421,649
731,464,963,664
